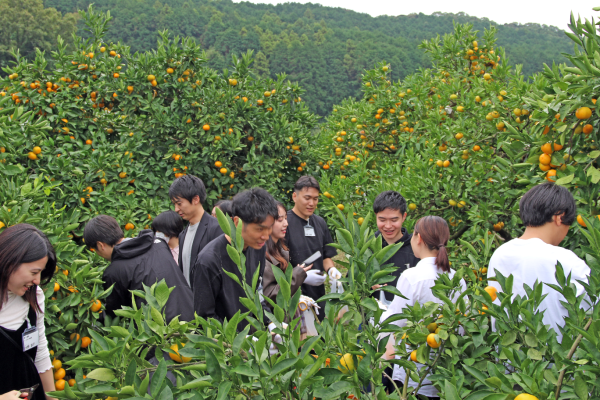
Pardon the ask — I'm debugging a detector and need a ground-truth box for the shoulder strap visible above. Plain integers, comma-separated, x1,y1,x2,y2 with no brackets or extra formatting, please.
0,324,36,366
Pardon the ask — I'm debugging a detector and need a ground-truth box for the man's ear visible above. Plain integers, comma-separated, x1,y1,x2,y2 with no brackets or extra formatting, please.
233,216,239,227
554,213,565,226
292,191,297,202
192,195,201,205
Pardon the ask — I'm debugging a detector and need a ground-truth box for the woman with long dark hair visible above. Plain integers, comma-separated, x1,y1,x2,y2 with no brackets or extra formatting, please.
262,202,313,303
381,216,466,400
0,224,57,399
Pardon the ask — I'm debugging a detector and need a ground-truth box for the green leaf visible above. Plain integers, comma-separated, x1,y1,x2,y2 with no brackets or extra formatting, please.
444,380,461,400
484,377,502,389
231,364,259,377
500,330,517,346
204,346,222,383
357,353,372,384
154,279,171,309
313,381,353,399
271,357,298,375
150,360,167,397
555,173,574,185
587,166,600,184
216,381,232,400
177,378,212,390
85,368,115,382
575,375,589,400
215,207,231,236
110,326,130,338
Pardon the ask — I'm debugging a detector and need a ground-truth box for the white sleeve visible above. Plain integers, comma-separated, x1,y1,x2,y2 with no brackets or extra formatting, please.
380,275,414,328
34,287,52,373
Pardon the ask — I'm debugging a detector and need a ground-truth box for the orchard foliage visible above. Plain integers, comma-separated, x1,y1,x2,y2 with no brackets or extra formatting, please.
0,5,599,399
316,21,600,258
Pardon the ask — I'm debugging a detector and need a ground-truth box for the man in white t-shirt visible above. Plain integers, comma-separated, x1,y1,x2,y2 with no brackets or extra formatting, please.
169,175,222,288
488,182,590,342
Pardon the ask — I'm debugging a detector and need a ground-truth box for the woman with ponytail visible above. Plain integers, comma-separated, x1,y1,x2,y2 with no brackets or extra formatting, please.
381,216,465,399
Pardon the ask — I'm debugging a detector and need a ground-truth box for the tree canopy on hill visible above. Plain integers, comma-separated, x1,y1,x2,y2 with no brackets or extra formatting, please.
37,0,573,115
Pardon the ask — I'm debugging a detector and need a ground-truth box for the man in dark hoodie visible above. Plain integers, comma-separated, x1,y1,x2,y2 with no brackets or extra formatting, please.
83,215,194,322
372,190,420,302
193,187,278,329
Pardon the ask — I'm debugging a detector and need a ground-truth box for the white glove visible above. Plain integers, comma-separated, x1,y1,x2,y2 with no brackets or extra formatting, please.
304,270,326,286
299,295,320,315
328,267,342,280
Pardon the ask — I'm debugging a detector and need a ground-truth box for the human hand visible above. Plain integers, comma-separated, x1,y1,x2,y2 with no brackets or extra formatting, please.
0,391,22,400
328,267,342,280
371,284,387,290
304,270,326,286
300,263,313,272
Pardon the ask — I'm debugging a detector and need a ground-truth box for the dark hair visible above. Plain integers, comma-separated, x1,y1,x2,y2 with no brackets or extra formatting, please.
169,175,207,204
232,187,279,224
294,175,320,193
373,190,407,214
214,200,233,216
414,216,450,273
83,215,124,249
151,211,184,238
266,202,289,270
0,224,56,313
519,182,576,227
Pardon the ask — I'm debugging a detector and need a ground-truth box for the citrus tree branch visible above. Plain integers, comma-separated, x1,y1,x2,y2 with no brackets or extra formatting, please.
555,318,593,398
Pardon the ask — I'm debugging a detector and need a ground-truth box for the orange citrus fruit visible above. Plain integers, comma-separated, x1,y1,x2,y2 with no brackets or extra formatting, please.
90,300,102,312
169,343,192,363
426,333,441,348
484,286,497,301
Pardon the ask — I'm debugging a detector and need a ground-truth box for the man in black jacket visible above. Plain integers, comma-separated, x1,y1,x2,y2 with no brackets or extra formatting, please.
169,175,222,288
83,215,194,322
285,176,339,321
193,188,278,329
372,190,420,303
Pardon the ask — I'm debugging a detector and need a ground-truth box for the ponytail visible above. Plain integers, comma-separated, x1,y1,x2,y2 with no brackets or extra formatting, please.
414,216,450,272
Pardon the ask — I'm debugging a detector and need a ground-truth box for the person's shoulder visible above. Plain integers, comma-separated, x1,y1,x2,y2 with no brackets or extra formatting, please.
550,245,588,269
200,234,227,256
311,213,327,225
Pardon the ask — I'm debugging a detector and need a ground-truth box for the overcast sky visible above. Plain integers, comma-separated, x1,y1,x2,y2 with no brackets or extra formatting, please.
233,0,599,30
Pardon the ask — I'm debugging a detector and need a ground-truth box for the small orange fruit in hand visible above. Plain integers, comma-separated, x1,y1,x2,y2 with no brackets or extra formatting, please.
169,343,192,363
484,286,498,301
90,300,102,312
426,333,441,349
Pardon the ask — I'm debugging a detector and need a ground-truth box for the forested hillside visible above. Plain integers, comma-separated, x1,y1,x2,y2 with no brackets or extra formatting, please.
40,0,573,114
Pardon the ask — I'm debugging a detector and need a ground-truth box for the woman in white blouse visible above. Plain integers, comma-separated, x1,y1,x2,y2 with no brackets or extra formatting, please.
0,224,56,399
381,216,465,400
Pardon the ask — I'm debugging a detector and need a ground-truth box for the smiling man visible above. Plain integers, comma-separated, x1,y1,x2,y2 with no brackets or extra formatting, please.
373,191,420,303
193,187,278,328
169,175,222,287
285,176,339,320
